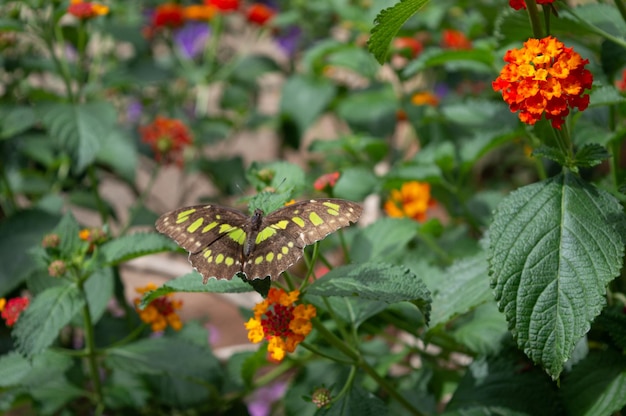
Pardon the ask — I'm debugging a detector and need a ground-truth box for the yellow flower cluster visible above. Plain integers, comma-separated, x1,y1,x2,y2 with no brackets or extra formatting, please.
245,288,316,362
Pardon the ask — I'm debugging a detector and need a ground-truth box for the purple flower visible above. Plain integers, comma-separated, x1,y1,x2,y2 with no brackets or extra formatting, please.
246,380,288,416
174,22,210,59
126,99,143,125
275,26,301,57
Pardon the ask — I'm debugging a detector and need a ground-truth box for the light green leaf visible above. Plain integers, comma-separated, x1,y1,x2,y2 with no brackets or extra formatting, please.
561,349,626,416
96,128,138,183
100,232,178,266
0,350,73,388
429,251,491,328
306,262,431,322
573,143,610,168
403,47,496,76
588,85,626,107
14,284,85,357
279,75,336,133
489,172,626,378
83,267,114,324
368,0,430,64
104,370,150,410
29,378,84,415
140,272,253,307
333,167,378,201
38,101,117,172
351,217,418,263
451,302,508,355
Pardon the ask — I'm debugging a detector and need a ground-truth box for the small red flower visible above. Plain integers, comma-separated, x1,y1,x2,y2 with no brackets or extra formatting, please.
67,0,109,19
441,29,472,50
616,68,626,92
509,0,555,10
393,37,423,58
246,3,275,25
140,116,193,167
152,3,185,29
205,0,239,12
314,172,340,192
1,297,30,327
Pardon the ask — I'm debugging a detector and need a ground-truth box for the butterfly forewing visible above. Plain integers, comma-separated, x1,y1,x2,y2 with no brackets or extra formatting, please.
156,198,362,281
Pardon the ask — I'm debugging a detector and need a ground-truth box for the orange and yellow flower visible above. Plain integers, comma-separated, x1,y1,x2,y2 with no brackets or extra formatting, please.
384,181,435,222
140,116,193,167
68,0,109,19
245,288,316,362
492,36,592,129
0,297,30,327
134,283,183,332
184,5,216,21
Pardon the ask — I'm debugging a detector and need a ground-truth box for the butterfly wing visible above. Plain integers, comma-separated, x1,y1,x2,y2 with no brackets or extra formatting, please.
156,204,250,280
242,199,363,280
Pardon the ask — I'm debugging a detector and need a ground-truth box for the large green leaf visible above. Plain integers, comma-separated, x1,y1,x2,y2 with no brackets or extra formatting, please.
350,217,418,263
0,105,36,139
96,128,138,183
561,349,626,416
0,210,60,297
489,172,626,378
14,284,85,357
140,272,253,307
38,101,117,172
99,232,179,266
368,0,430,64
306,262,431,322
317,384,387,416
279,75,336,134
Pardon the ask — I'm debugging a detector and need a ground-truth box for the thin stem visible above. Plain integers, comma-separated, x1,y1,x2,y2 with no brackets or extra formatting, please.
78,279,104,409
525,0,544,38
0,159,17,215
329,365,357,404
50,20,76,103
87,165,108,225
299,341,354,365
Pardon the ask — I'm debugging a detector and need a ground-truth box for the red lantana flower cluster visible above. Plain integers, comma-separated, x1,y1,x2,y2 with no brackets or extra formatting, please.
140,116,193,167
492,36,593,129
67,0,109,19
441,29,472,50
0,297,30,327
313,172,340,192
509,0,555,10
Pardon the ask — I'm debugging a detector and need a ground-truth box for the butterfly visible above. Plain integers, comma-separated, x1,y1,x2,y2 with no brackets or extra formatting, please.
156,198,362,282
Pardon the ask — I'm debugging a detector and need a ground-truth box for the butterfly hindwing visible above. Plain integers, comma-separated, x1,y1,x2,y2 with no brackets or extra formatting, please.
156,198,362,281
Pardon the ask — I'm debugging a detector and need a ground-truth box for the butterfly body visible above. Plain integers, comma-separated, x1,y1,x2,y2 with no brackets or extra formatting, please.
156,199,362,282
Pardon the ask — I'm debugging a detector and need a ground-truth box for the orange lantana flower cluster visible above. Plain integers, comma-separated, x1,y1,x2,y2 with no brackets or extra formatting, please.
492,36,593,129
140,116,193,167
134,283,183,332
245,288,316,362
67,0,109,19
384,181,435,223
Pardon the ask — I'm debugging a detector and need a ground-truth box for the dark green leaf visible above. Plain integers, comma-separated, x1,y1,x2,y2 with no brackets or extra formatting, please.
14,284,85,357
83,267,114,324
489,172,626,378
333,167,378,201
574,143,610,167
100,233,178,266
0,106,36,139
368,0,430,64
451,302,508,355
306,262,431,322
104,370,150,410
336,87,398,137
0,350,73,388
351,217,418,264
532,145,568,166
96,129,137,183
28,377,84,414
317,384,387,416
403,47,496,76
0,209,60,297
589,85,626,107
280,75,336,134
561,349,626,416
141,272,253,307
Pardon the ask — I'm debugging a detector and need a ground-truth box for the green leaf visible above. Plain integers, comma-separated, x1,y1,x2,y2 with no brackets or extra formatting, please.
306,262,431,322
451,302,509,355
100,232,178,266
104,370,150,410
429,251,491,328
368,0,430,64
0,349,73,388
141,272,253,307
83,267,114,324
37,101,117,172
14,284,85,357
351,217,418,263
0,106,36,139
532,145,568,166
29,377,84,414
0,352,32,387
279,75,336,134
588,85,626,107
573,143,610,167
446,345,561,416
561,349,626,416
489,172,626,378
317,384,387,416
307,295,389,328
0,209,60,297
96,128,137,183
336,86,398,137
333,167,378,201
403,47,496,76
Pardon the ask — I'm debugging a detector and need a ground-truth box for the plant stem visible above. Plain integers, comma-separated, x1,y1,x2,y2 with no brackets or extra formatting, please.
525,0,544,38
87,165,108,225
78,280,104,411
615,0,626,22
0,160,17,216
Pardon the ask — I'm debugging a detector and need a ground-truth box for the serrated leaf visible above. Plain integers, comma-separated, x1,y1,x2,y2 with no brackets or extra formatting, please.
531,145,568,166
317,384,387,416
0,106,36,139
83,267,114,324
104,370,150,410
100,232,178,266
429,251,491,328
574,143,610,167
29,377,84,415
561,349,626,416
588,85,626,107
14,284,85,357
489,172,626,378
368,0,430,64
37,101,117,172
141,272,253,307
306,262,431,322
451,302,508,355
